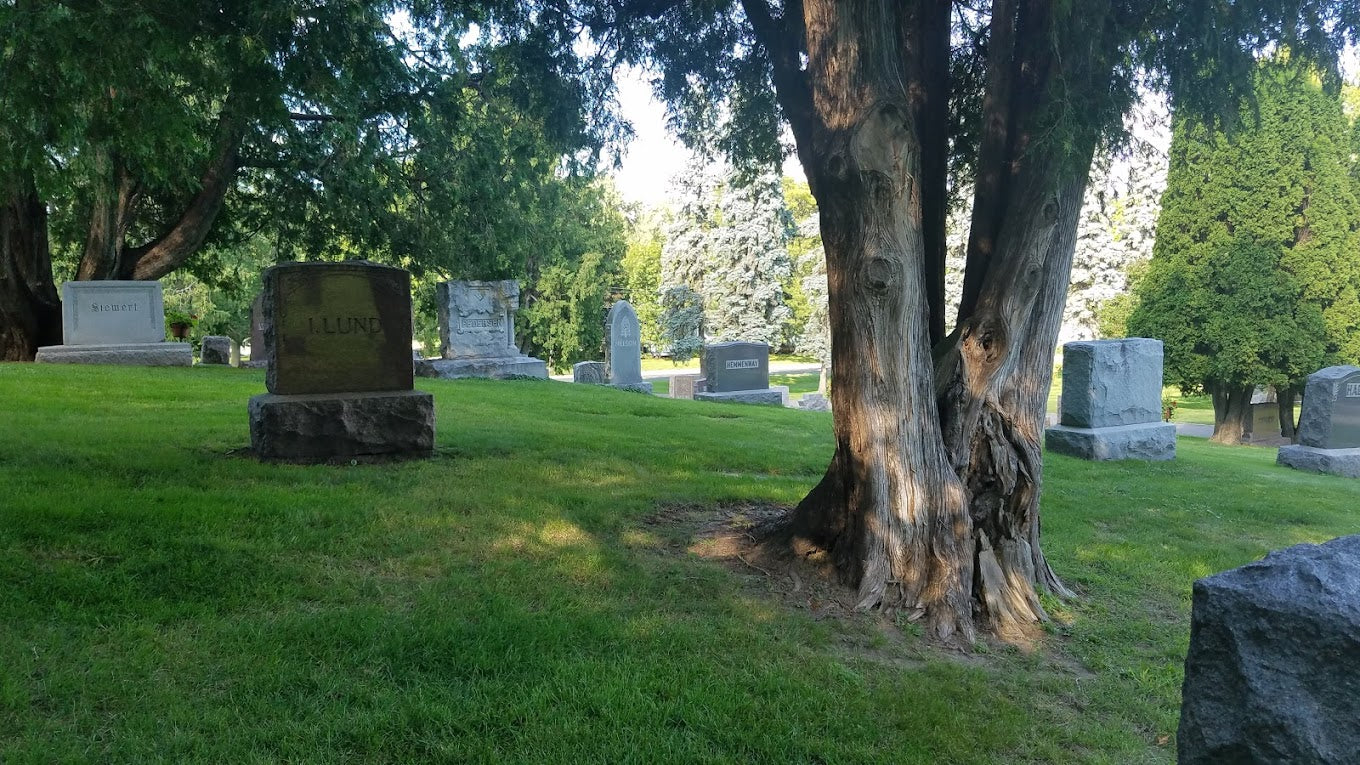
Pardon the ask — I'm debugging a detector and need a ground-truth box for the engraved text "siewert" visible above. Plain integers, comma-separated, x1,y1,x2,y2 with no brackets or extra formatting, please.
90,303,139,312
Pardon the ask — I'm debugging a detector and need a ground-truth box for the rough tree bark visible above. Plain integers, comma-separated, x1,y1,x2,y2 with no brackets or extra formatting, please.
1209,384,1253,445
741,0,1110,642
1277,388,1298,442
0,172,61,360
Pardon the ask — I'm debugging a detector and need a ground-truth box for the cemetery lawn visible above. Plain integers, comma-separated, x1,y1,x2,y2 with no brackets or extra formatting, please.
2,365,1357,763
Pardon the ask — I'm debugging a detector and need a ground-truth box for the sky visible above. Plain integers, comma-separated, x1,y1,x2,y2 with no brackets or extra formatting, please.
609,69,692,209
609,67,805,209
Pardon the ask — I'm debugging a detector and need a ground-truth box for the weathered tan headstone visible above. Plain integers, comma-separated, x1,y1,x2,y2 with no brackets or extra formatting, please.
261,261,413,395
249,261,433,462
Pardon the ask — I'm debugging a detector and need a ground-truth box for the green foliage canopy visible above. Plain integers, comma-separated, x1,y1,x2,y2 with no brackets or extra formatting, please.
1130,59,1360,394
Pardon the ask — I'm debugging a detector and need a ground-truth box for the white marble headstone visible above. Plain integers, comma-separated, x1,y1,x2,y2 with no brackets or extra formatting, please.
61,281,166,346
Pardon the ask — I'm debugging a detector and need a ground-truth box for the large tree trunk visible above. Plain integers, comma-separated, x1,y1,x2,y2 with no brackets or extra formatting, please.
1277,388,1298,442
0,173,61,361
1209,384,1253,444
738,0,1109,643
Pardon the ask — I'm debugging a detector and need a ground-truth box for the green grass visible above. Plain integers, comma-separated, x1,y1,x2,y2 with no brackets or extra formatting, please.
1,364,1356,763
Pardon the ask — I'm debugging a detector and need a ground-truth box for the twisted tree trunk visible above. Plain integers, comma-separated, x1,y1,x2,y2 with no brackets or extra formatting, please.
740,0,1115,642
1209,384,1253,444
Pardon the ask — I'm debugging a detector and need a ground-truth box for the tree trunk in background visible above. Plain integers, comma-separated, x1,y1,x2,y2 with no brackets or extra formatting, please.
3,93,246,359
1210,384,1253,444
1277,389,1298,442
0,174,60,361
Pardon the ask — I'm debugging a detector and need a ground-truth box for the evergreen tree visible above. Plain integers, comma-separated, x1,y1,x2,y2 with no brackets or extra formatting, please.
660,160,793,347
657,284,704,363
1130,59,1359,443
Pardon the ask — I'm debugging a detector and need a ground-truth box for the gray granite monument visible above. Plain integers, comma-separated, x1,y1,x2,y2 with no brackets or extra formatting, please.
1276,365,1360,478
248,261,435,461
694,342,783,406
1178,535,1360,764
798,392,831,411
605,300,653,393
35,281,192,366
416,280,548,379
1044,338,1176,461
199,336,232,365
572,361,606,384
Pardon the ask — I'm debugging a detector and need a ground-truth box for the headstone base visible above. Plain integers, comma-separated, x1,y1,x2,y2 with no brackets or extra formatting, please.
199,336,232,365
35,343,192,367
610,382,654,394
669,374,704,399
248,390,435,461
694,389,784,406
416,356,548,380
242,360,268,369
798,393,830,411
1276,445,1360,478
1044,422,1176,461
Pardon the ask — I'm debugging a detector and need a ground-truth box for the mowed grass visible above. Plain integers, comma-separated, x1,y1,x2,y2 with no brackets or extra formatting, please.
1,365,1357,763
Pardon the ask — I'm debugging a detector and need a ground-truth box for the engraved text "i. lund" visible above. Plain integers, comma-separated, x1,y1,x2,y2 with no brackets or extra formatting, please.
308,317,383,335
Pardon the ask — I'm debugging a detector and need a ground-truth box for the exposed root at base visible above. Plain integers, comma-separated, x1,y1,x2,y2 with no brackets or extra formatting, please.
647,501,1053,651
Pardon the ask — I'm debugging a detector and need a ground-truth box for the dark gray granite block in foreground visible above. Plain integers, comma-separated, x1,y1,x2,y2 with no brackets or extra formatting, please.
1179,535,1360,764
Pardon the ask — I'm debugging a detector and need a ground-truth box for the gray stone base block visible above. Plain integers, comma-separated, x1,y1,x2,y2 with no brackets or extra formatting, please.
1044,422,1176,461
1179,535,1360,765
199,336,232,365
415,356,547,380
248,390,434,461
798,393,830,411
610,382,654,394
242,360,268,369
694,389,785,406
1276,445,1360,478
35,343,193,367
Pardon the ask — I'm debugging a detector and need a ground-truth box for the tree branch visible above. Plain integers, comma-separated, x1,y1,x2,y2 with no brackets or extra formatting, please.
740,0,818,175
123,92,248,280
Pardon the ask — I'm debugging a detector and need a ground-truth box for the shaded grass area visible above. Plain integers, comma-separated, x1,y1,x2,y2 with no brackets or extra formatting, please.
1,364,1357,763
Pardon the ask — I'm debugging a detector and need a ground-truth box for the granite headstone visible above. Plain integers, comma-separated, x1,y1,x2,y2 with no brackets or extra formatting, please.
670,374,704,400
606,300,644,385
248,261,434,461
261,261,413,395
415,280,548,379
573,361,606,384
1178,535,1360,764
1277,365,1360,477
244,292,267,367
1044,338,1175,460
694,342,782,406
701,342,770,393
199,336,232,365
34,280,191,366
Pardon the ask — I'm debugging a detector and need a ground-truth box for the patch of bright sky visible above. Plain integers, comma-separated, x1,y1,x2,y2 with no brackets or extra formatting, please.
610,67,805,210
